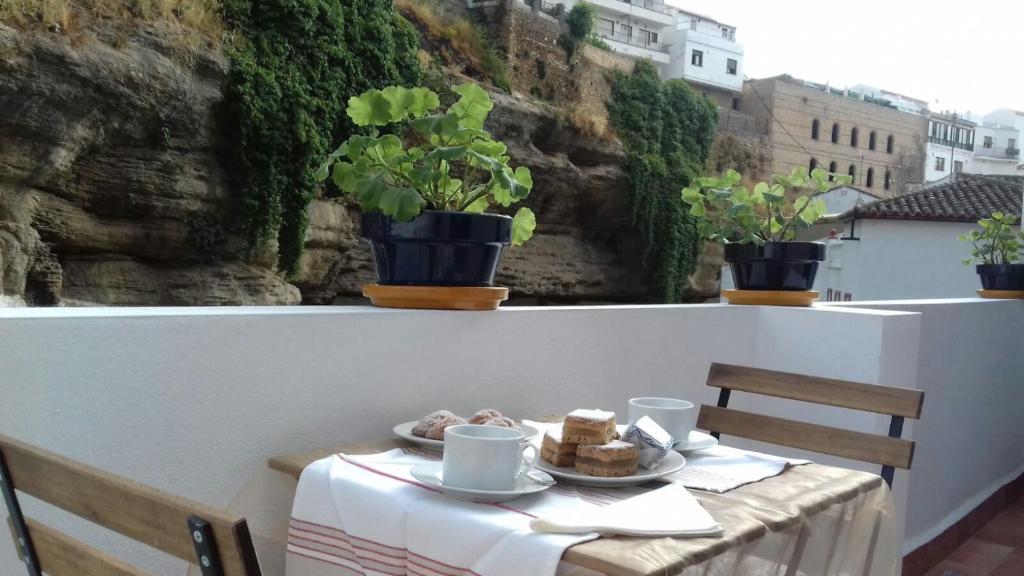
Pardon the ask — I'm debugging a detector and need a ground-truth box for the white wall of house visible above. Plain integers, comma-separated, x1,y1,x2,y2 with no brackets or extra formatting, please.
662,12,743,91
563,0,673,64
973,123,1021,176
925,143,975,182
0,301,1021,572
815,186,880,216
814,219,981,301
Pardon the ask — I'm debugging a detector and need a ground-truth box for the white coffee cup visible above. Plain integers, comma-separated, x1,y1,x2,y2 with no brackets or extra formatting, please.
442,424,539,491
628,397,696,443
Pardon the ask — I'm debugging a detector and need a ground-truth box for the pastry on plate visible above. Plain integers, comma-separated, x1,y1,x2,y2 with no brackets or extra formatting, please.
575,440,639,477
468,409,504,424
541,428,578,467
424,415,466,440
562,409,617,445
412,410,457,437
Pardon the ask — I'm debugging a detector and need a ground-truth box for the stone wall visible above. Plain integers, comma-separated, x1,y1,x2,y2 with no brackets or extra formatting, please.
742,76,928,197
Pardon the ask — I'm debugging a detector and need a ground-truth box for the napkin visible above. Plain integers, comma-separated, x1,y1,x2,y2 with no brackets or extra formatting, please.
287,449,598,576
664,445,811,493
530,482,723,537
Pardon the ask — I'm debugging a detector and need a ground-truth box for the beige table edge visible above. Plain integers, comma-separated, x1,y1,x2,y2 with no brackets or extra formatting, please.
268,437,885,576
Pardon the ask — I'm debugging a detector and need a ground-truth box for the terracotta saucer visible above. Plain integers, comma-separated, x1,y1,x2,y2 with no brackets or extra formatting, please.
363,284,509,311
721,289,820,307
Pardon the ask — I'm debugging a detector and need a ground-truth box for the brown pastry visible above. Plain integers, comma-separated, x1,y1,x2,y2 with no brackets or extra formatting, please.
468,409,504,424
541,429,578,467
412,410,456,437
562,409,617,445
575,441,639,477
481,416,517,429
424,415,466,440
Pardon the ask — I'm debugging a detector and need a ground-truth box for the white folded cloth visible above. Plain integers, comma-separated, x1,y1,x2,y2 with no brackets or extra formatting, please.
661,444,810,493
530,482,723,537
287,449,598,576
523,421,810,494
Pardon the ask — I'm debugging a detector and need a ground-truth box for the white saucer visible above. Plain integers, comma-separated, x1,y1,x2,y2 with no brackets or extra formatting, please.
536,450,686,488
673,431,718,452
394,421,541,451
410,463,555,503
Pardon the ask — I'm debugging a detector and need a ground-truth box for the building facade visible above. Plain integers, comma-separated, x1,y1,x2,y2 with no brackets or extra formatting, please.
557,0,675,65
924,113,976,183
661,10,744,110
740,76,927,197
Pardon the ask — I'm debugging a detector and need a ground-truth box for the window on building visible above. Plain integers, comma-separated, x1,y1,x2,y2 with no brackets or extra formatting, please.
848,165,856,181
690,19,698,31
831,123,840,143
954,160,964,173
886,135,894,154
884,170,892,191
869,131,877,151
721,26,729,38
726,58,737,75
621,24,632,40
691,50,703,67
811,119,820,140
829,161,838,177
640,30,658,46
935,157,945,171
809,158,818,172
1009,138,1017,150
865,167,874,188
850,127,859,148
731,97,740,111
983,136,993,149
597,18,615,36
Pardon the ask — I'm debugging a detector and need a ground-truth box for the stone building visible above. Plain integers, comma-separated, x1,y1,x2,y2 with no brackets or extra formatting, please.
741,75,927,197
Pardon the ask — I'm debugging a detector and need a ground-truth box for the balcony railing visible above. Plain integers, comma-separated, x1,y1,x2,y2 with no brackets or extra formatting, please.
595,22,667,52
976,145,1020,159
612,0,672,16
928,136,974,151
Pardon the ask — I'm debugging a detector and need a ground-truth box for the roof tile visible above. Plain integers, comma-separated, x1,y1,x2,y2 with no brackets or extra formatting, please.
845,174,1023,222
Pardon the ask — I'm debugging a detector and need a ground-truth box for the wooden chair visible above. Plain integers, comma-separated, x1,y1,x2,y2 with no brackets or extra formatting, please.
0,435,261,576
697,362,924,487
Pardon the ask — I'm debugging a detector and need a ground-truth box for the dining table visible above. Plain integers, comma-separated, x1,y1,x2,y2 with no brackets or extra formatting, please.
210,421,900,576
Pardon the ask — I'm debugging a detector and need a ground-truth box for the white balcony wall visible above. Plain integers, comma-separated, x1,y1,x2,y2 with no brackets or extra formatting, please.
663,28,743,91
570,0,675,26
0,300,1020,573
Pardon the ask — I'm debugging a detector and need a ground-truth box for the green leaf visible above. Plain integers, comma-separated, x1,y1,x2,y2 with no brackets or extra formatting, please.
347,90,394,126
681,186,702,204
414,113,460,137
512,167,533,196
424,146,468,162
379,187,426,222
511,207,536,246
463,196,490,213
451,83,493,130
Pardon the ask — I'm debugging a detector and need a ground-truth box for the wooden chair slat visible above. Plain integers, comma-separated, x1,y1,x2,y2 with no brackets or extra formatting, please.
707,363,924,418
0,435,258,576
24,518,154,576
697,406,916,469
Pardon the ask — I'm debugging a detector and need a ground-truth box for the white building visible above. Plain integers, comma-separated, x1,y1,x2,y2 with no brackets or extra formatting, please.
811,174,1024,301
661,10,744,106
563,0,675,65
924,113,976,183
974,122,1020,176
850,84,929,115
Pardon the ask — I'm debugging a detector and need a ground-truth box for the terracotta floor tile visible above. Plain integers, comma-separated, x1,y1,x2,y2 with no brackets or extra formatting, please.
942,539,1014,574
988,547,1024,576
975,512,1024,548
924,560,994,576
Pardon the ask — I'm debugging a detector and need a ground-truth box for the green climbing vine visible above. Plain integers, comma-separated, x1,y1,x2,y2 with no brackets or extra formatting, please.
222,0,421,275
607,60,718,302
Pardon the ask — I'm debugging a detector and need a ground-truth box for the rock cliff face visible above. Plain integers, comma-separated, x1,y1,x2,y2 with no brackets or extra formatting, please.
0,21,646,306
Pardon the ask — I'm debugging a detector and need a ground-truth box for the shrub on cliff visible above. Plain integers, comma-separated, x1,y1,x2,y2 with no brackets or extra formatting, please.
607,60,718,302
222,0,421,276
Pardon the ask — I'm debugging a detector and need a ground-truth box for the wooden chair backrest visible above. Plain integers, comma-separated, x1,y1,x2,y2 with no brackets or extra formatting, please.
697,363,924,473
0,435,261,576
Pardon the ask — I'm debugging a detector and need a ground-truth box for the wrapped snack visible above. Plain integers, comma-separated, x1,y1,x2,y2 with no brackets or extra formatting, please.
622,416,673,469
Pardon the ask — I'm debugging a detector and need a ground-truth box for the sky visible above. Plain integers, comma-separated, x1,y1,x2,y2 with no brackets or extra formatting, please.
667,0,1024,119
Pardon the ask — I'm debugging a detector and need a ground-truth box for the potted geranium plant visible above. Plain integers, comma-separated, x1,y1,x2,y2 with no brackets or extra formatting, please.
316,83,535,298
681,167,851,293
959,212,1024,295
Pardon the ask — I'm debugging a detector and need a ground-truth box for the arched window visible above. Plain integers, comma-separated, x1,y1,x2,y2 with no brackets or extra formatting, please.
850,127,859,148
866,167,875,188
884,170,892,191
831,123,840,143
848,165,856,182
886,135,894,154
811,119,820,140
828,161,838,181
809,158,818,172
869,131,877,151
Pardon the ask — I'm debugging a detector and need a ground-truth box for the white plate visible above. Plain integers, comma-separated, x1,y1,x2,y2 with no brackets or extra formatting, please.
410,462,555,502
536,450,686,488
673,430,718,452
394,421,541,451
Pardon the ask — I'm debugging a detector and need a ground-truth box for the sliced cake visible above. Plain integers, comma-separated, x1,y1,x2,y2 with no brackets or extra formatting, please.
541,428,578,467
575,440,639,477
562,409,617,445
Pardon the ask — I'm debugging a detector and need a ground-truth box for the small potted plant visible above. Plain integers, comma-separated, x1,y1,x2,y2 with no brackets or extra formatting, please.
959,212,1024,296
681,168,851,300
316,83,536,309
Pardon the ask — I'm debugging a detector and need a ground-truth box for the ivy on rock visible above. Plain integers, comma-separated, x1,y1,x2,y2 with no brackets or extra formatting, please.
607,61,718,302
222,0,421,276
